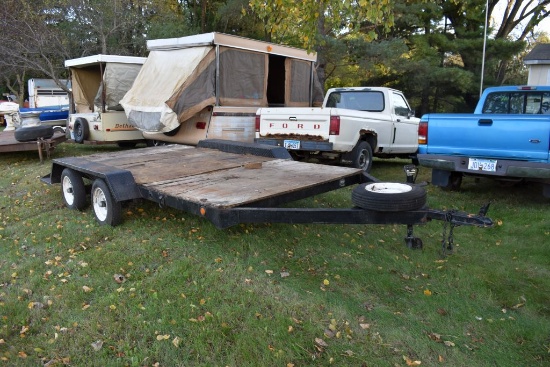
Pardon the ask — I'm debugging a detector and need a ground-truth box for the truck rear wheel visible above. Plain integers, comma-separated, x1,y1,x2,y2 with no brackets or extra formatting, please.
351,182,426,212
91,179,122,226
442,172,462,191
351,141,373,173
61,168,87,210
73,118,89,144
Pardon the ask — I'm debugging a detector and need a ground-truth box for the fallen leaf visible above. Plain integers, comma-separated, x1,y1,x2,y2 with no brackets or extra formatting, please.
82,286,92,293
423,289,432,296
323,279,330,286
113,274,125,283
91,340,103,351
315,338,328,347
172,337,181,347
359,323,370,329
444,340,455,347
280,271,290,278
403,355,422,366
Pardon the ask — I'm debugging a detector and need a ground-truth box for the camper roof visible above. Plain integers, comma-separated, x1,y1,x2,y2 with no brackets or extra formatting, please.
147,32,317,62
65,54,147,68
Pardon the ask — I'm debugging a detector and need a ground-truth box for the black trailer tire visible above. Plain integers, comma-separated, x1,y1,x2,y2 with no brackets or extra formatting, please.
352,182,426,212
14,125,54,142
73,118,89,144
351,141,373,173
91,179,122,226
61,168,87,210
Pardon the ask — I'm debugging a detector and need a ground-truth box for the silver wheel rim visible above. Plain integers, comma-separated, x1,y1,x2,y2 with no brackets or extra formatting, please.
62,176,75,206
93,186,108,222
365,182,412,194
359,149,370,169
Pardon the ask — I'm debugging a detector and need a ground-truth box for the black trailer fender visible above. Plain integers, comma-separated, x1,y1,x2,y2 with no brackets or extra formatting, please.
45,157,141,202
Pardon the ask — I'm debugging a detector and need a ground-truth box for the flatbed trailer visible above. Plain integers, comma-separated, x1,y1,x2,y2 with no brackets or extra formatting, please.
43,140,492,250
0,129,67,161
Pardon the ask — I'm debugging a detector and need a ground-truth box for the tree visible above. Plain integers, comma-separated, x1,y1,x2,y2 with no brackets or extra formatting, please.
249,0,395,87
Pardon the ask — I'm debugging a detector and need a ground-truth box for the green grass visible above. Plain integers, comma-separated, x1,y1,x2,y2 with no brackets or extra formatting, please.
0,142,548,366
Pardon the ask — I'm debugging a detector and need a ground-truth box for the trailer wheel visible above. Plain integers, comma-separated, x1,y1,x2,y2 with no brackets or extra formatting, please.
14,125,54,142
351,182,426,212
91,179,122,226
351,141,373,173
61,168,87,210
73,118,89,144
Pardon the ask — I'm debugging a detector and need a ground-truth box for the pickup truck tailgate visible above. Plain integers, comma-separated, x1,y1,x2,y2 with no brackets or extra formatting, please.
258,108,330,140
424,114,550,162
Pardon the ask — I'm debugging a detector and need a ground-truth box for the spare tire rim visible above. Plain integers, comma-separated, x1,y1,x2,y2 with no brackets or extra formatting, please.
365,182,412,194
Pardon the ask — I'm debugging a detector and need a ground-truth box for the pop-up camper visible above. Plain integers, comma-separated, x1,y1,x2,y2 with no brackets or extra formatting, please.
121,32,323,145
65,54,146,145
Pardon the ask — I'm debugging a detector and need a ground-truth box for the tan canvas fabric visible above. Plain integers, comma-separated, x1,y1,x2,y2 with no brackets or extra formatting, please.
94,63,142,111
71,66,101,113
121,46,212,132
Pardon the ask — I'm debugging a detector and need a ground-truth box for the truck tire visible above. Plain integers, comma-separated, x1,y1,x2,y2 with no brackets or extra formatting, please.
61,168,87,210
73,118,89,144
442,172,462,191
91,179,122,226
14,125,54,142
351,141,373,173
351,182,426,212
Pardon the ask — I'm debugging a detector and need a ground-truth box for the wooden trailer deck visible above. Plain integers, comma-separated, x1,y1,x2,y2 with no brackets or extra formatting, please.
0,129,67,161
64,143,363,209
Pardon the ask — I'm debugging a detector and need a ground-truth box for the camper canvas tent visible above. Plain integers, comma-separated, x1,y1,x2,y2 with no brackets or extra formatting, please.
65,54,147,144
121,32,323,139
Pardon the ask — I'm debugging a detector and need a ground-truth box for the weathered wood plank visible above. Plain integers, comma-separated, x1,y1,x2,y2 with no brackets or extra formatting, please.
142,159,359,208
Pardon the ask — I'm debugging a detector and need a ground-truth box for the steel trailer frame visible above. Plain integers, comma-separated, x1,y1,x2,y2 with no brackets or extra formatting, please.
43,140,493,249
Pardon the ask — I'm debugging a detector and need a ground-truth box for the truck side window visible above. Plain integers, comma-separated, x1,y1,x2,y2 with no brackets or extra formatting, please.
542,93,550,114
509,93,525,114
392,93,410,117
482,92,509,113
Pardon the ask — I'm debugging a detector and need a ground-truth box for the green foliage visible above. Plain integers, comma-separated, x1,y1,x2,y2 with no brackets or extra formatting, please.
0,143,548,366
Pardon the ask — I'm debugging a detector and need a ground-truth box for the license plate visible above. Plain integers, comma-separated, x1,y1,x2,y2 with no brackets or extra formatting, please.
468,158,497,172
283,140,300,150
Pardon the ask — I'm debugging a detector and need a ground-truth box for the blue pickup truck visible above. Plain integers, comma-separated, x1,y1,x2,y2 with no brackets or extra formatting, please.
417,86,550,197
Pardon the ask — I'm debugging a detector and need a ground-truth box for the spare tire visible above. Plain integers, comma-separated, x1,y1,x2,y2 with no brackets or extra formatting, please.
14,125,54,142
352,182,426,212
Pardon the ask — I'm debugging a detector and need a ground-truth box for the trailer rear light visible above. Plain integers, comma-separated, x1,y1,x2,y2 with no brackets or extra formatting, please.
255,115,261,132
196,122,206,129
329,116,340,135
418,121,428,145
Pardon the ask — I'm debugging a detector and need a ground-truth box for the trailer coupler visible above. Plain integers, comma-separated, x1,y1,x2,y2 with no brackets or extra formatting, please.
405,202,493,254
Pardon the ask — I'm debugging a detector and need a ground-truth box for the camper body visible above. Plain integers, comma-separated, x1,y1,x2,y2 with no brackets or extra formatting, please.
121,32,322,145
65,54,146,145
28,78,70,108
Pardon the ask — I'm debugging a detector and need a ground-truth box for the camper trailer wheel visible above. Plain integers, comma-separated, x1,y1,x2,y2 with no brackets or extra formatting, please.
73,118,90,144
61,168,87,210
14,125,54,142
351,182,426,212
91,179,122,226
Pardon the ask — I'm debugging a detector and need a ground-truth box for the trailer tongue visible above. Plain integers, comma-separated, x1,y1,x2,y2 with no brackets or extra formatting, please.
43,140,492,252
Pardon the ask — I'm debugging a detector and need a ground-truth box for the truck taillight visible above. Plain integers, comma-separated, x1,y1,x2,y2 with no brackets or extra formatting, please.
329,116,340,135
418,121,428,145
255,115,261,132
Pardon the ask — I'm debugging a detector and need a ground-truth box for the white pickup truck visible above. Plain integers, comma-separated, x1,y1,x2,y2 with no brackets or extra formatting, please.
255,87,419,172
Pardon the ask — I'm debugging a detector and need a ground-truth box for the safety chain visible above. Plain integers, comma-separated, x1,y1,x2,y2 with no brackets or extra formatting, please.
441,210,457,256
